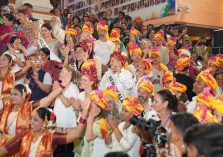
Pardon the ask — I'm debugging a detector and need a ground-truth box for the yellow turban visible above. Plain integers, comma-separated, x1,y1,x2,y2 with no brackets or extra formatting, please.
65,28,77,36
149,47,160,58
154,31,164,39
197,70,218,91
169,79,187,93
167,37,177,46
90,90,106,109
176,57,190,73
129,43,143,56
82,22,94,34
138,76,154,94
97,20,109,32
103,85,119,102
159,63,168,72
177,48,191,58
162,71,174,82
122,96,143,116
208,56,220,68
130,26,141,37
110,28,121,43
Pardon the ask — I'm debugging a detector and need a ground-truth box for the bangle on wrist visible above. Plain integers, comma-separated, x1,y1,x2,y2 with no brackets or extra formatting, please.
79,117,87,125
24,56,29,61
59,83,65,89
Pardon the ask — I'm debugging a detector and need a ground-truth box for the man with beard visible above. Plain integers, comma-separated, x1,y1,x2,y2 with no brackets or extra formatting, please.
137,76,158,120
50,16,65,43
94,20,115,73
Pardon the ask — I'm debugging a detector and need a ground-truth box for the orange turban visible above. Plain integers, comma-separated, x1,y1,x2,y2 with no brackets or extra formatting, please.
82,22,94,34
130,26,141,37
97,20,109,32
122,96,143,116
81,59,98,83
208,56,220,68
154,31,164,39
110,28,121,43
65,28,77,36
149,47,160,58
90,90,106,109
103,85,119,102
138,76,154,94
162,71,174,82
197,70,218,91
176,57,190,73
169,79,187,93
142,59,152,74
129,43,143,56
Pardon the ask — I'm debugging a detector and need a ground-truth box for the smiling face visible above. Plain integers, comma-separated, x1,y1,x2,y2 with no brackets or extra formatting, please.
0,54,11,68
104,95,115,111
131,52,142,63
79,75,94,90
153,93,167,113
138,87,151,105
41,27,52,38
30,111,45,132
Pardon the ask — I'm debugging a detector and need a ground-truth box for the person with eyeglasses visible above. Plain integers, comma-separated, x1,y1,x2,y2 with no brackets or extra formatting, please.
26,52,52,101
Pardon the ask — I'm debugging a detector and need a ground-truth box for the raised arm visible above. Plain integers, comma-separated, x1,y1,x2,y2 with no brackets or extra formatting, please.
65,98,91,143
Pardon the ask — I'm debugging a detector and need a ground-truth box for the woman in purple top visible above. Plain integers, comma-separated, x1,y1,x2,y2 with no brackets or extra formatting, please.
0,13,16,54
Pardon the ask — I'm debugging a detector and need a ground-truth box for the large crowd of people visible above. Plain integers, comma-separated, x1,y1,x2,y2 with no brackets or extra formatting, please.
0,2,223,157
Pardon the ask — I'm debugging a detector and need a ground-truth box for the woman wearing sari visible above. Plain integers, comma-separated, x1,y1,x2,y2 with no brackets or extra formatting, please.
0,75,74,146
40,23,61,60
0,13,16,54
0,105,90,157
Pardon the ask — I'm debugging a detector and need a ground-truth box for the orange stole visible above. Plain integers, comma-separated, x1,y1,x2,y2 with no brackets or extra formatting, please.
20,130,53,157
99,118,107,139
0,102,32,145
1,72,14,109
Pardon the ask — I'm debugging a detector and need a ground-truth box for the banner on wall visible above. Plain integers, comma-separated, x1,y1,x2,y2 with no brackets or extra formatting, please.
65,0,177,21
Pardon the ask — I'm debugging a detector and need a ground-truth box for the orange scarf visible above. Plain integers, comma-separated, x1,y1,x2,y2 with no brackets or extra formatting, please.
20,130,53,157
0,102,32,145
1,72,14,109
99,118,107,139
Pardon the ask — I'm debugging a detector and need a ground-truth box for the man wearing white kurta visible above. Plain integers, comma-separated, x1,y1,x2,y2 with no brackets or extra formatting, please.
94,20,115,66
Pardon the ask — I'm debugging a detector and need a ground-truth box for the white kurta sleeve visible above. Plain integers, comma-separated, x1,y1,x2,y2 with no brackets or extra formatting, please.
99,72,109,90
118,126,139,152
118,71,134,90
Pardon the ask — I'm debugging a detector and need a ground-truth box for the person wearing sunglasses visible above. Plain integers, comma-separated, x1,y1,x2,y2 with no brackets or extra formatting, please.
25,52,52,101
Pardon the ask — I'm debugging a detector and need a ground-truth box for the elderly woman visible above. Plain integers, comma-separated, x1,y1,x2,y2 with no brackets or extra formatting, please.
99,50,134,103
105,96,143,157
